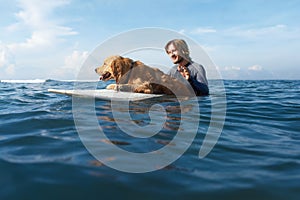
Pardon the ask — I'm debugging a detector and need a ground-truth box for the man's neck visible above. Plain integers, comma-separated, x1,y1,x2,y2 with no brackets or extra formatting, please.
178,59,190,67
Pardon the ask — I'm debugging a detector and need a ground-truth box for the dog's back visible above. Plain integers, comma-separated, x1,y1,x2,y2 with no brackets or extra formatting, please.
121,62,193,96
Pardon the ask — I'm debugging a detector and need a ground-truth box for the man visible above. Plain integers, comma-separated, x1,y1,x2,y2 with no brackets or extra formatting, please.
165,39,209,96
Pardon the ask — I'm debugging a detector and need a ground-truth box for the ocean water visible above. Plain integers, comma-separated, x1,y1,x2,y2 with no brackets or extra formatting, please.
0,79,299,200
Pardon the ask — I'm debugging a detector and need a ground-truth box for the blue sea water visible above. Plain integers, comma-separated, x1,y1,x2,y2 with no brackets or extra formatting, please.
0,79,299,200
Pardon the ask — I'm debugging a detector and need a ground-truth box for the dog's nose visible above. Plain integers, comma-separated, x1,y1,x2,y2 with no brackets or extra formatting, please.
95,68,97,72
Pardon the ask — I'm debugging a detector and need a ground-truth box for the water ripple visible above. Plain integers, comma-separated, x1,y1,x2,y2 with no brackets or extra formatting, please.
0,80,300,199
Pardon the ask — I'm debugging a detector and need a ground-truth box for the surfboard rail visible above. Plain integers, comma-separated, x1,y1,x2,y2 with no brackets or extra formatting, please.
48,89,164,101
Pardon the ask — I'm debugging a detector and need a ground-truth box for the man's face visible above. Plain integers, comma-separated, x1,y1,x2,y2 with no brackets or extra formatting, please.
166,43,183,64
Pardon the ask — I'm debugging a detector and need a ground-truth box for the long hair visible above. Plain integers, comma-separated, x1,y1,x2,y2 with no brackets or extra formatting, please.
164,39,191,62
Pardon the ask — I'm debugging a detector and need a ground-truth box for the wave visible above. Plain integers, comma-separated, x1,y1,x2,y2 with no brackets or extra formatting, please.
0,79,47,83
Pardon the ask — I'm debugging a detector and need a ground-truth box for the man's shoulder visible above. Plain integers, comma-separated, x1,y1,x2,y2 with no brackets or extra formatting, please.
190,61,203,68
190,62,205,72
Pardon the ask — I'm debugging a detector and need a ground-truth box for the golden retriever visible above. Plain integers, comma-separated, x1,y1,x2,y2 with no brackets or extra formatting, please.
95,55,193,96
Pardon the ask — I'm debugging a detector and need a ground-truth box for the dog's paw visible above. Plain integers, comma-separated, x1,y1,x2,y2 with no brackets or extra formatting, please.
106,84,116,90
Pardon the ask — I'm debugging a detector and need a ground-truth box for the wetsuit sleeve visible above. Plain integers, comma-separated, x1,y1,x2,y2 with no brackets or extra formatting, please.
188,77,209,95
188,64,209,95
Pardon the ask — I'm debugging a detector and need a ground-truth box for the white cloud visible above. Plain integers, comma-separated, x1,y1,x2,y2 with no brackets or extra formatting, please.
1,0,79,79
64,50,89,70
224,24,300,40
5,64,15,76
7,0,77,51
52,50,89,79
248,65,262,71
224,66,240,71
219,64,276,80
14,0,70,28
0,43,16,78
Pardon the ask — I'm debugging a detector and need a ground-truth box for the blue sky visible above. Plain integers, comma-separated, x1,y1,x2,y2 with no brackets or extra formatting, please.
0,0,300,80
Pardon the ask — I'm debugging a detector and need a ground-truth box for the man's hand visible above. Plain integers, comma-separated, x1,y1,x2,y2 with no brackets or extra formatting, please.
177,65,190,80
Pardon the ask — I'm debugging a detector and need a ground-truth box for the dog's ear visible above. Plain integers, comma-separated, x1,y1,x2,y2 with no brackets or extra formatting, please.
111,58,122,83
111,57,133,83
121,58,134,83
122,57,133,69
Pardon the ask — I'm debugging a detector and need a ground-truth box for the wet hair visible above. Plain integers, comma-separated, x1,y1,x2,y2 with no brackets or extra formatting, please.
164,39,191,62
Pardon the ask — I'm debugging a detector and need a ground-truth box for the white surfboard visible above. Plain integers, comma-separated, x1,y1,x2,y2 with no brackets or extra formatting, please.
48,89,164,101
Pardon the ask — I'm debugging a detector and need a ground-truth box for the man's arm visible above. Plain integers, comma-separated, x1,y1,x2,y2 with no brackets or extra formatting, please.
188,77,209,95
188,64,209,95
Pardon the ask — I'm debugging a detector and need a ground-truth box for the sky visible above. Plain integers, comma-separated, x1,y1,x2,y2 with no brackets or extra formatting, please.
0,0,300,80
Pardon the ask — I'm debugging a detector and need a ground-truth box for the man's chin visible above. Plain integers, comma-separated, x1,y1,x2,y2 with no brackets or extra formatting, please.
174,59,182,64
171,55,183,64
172,58,179,64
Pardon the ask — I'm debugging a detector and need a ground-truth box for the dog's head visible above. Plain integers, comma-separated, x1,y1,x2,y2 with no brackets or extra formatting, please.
95,55,119,81
95,55,134,83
